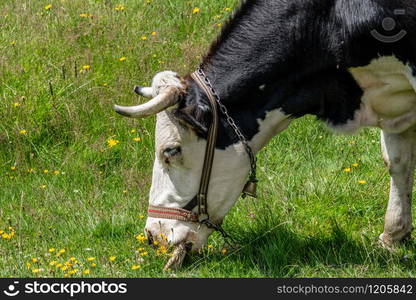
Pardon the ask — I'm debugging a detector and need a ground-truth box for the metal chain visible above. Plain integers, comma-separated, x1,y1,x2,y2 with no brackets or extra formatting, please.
196,67,257,180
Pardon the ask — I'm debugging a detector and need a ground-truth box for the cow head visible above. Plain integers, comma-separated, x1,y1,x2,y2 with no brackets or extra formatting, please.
114,71,252,263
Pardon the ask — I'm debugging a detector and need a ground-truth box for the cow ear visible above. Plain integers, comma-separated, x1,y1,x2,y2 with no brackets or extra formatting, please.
173,104,211,136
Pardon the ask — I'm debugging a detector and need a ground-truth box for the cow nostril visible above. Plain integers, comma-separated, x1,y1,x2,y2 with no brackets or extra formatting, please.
145,229,154,246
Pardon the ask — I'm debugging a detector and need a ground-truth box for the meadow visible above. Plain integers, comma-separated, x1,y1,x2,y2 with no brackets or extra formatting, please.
0,0,415,278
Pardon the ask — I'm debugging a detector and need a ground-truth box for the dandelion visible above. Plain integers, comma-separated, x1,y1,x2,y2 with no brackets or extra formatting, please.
207,244,213,249
130,129,136,133
19,129,27,135
60,266,68,271
40,185,47,189
348,140,356,145
131,265,141,270
43,169,49,174
13,102,21,107
139,251,148,257
153,241,159,246
44,4,52,10
115,5,125,11
49,248,55,253
83,269,91,275
49,261,57,266
352,163,359,167
32,258,38,263
140,35,147,41
69,257,76,261
343,168,352,173
133,137,141,142
358,180,367,184
26,263,31,269
10,40,16,46
32,268,41,273
87,257,96,261
91,263,97,267
10,166,16,171
107,138,120,148
82,65,91,70
216,23,222,27
136,233,147,243
123,190,128,194
79,13,92,18
109,256,116,262
224,7,231,11
139,215,145,219
221,248,228,255
54,170,60,175
192,7,200,14
151,31,157,36
27,169,35,174
59,249,66,254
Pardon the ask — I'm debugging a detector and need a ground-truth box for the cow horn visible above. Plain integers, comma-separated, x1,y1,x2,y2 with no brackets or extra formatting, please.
113,86,179,118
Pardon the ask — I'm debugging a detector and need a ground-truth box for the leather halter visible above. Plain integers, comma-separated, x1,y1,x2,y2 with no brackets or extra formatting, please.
147,68,257,233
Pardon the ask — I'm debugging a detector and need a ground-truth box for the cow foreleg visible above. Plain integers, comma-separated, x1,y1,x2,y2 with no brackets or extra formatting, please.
379,128,416,247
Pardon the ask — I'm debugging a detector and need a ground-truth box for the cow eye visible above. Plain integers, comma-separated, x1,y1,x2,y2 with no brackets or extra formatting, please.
162,146,182,162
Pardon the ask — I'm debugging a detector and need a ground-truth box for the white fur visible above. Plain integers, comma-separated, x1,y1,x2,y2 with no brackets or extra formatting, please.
145,107,291,249
335,56,416,133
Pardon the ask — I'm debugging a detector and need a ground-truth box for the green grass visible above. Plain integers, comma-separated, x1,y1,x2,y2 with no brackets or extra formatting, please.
0,0,415,278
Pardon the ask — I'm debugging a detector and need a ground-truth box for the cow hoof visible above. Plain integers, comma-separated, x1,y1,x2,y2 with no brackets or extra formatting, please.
379,232,412,250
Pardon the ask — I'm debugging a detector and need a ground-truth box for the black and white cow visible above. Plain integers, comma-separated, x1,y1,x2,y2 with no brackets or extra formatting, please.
114,0,416,256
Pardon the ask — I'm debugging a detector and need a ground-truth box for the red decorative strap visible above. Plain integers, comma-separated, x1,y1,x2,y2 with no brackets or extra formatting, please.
147,206,198,222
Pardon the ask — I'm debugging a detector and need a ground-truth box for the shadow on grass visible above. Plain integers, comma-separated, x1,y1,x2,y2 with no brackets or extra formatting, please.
185,214,416,277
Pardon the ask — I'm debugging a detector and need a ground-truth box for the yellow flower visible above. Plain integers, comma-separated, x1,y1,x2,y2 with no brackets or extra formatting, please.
107,138,120,148
69,257,76,261
68,269,78,275
54,170,60,175
91,263,97,267
13,102,21,107
343,168,352,173
83,269,91,275
207,244,213,249
153,241,159,246
352,163,359,167
44,4,52,10
221,248,228,255
139,251,148,257
10,40,16,46
192,7,200,14
118,56,126,61
40,185,47,189
82,65,91,70
130,129,136,133
139,215,145,220
43,169,49,174
122,190,128,194
60,266,68,271
19,129,27,135
151,31,157,36
133,137,141,142
137,248,145,252
109,256,116,262
141,36,147,41
32,258,38,263
358,180,367,184
59,248,66,254
10,166,16,171
27,169,35,174
115,5,125,11
87,257,96,261
217,23,222,27
49,248,55,253
131,265,141,270
32,268,41,273
224,7,231,11
49,261,57,266
136,233,147,243
79,13,92,18
56,263,63,268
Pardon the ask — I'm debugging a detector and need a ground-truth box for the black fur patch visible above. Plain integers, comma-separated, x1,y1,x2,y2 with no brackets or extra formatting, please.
176,0,416,149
